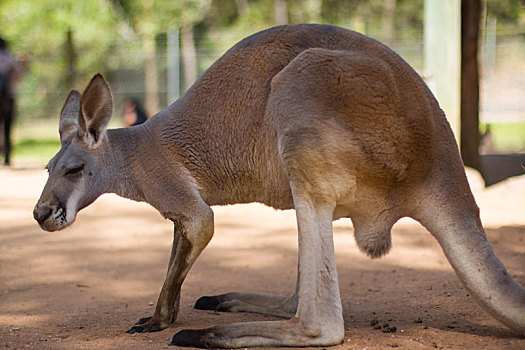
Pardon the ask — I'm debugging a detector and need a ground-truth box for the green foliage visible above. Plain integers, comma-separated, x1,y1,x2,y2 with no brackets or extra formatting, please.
0,0,523,168
0,0,120,121
486,0,523,23
114,0,212,33
12,138,61,163
395,0,423,30
481,123,525,151
209,0,241,26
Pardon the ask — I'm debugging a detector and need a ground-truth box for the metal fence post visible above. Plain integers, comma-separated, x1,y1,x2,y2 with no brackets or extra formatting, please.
424,0,461,141
167,28,180,106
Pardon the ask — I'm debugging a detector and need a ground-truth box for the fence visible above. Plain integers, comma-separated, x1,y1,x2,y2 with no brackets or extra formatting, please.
13,23,525,133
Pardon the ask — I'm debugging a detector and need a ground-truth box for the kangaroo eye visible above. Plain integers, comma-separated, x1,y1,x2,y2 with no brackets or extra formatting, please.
65,165,84,176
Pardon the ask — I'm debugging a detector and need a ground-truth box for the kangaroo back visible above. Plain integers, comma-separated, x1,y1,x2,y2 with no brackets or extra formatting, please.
148,24,436,209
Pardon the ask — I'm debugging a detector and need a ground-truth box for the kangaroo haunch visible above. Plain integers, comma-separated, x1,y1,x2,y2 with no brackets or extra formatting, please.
34,24,525,348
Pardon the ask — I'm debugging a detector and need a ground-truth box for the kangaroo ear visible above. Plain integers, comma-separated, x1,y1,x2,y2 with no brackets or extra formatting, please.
59,90,81,146
79,74,113,148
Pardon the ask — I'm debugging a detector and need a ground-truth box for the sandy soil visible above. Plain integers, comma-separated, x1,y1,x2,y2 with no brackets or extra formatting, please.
1,167,524,350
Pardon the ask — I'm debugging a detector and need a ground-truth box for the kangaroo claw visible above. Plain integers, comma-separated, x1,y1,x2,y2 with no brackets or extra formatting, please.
126,320,165,334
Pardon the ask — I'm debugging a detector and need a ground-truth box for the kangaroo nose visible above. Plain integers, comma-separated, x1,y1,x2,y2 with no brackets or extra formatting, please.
34,205,52,225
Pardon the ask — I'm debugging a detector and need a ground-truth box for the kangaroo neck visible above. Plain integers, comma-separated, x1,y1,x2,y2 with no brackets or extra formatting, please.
105,125,154,202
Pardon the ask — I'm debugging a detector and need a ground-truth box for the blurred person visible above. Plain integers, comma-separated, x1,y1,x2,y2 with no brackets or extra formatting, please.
123,98,147,126
0,37,21,165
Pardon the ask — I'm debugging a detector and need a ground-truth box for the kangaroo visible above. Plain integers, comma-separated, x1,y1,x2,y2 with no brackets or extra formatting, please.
33,24,525,348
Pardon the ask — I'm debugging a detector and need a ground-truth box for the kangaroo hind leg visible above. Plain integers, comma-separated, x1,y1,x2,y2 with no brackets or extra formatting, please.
128,200,214,334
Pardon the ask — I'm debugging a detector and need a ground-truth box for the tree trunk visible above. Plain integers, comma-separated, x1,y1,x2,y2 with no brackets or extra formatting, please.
143,33,160,116
382,0,396,45
274,0,287,25
181,25,197,93
142,0,159,116
236,0,248,16
460,0,482,172
65,29,77,92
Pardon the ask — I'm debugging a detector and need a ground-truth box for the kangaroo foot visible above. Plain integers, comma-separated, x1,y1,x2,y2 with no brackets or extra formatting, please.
126,317,167,334
169,328,209,348
194,292,296,318
168,319,344,348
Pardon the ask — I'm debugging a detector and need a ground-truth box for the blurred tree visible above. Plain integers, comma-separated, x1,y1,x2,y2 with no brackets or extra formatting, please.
208,0,240,27
461,0,482,172
0,0,521,129
485,0,523,22
65,29,77,91
0,0,118,120
394,0,424,30
110,0,211,111
288,0,321,23
237,0,249,17
382,0,396,44
110,0,160,114
274,0,288,25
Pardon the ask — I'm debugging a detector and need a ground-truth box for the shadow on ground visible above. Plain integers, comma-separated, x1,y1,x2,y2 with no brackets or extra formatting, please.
1,168,524,349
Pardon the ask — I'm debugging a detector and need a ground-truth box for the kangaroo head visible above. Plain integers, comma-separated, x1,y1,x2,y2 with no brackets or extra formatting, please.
34,74,113,231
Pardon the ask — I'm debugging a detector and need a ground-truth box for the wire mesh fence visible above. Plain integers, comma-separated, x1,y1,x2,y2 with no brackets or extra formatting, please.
13,23,525,133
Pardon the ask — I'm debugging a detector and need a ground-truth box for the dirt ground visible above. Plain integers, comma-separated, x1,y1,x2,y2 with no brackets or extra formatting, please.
1,167,524,350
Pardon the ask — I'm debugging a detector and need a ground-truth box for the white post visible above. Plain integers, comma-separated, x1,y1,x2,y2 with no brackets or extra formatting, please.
167,28,180,106
424,0,461,141
485,16,497,76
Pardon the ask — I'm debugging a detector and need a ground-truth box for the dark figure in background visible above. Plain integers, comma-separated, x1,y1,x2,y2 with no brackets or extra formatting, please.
0,37,20,166
123,98,148,126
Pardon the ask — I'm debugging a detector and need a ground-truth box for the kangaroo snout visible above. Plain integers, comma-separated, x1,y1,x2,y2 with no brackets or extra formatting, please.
33,204,52,225
32,196,69,232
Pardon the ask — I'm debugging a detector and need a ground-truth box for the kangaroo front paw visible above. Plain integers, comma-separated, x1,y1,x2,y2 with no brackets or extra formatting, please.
126,318,167,334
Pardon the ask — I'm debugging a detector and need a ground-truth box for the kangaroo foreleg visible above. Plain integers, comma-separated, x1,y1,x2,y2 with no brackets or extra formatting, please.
128,206,214,333
131,225,183,328
167,224,182,274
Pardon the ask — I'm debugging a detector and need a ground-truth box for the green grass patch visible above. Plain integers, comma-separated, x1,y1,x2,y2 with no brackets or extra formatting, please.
12,138,60,162
8,123,523,167
480,123,525,152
